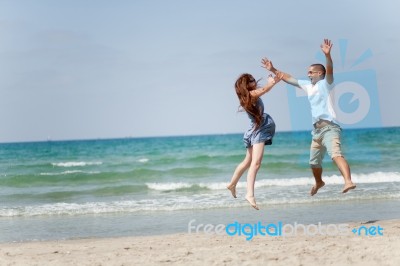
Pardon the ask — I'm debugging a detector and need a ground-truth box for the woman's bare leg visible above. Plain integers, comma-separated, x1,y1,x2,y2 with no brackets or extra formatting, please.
227,148,252,198
245,142,265,210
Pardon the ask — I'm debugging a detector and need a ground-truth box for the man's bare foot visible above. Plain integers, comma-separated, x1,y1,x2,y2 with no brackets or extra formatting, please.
342,183,356,193
245,195,259,210
310,181,325,196
227,185,237,198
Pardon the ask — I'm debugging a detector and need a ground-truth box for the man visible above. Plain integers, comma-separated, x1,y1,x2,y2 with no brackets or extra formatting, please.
263,39,356,195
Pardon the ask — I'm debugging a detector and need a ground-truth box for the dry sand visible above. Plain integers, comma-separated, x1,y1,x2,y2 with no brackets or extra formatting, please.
1,219,399,266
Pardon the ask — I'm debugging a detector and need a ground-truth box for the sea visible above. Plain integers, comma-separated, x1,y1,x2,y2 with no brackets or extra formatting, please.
1,127,399,242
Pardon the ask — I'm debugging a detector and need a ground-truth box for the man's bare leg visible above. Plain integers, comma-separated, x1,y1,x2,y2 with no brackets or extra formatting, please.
333,156,356,193
310,167,325,196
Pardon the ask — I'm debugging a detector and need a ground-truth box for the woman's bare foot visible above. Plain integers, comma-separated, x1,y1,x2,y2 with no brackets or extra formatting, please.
227,185,237,198
245,195,259,210
342,182,356,193
310,181,325,196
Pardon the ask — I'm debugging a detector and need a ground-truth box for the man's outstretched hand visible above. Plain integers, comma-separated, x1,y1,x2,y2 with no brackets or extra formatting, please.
261,57,274,71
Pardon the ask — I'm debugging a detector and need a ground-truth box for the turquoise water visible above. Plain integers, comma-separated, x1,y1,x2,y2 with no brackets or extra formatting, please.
1,127,400,242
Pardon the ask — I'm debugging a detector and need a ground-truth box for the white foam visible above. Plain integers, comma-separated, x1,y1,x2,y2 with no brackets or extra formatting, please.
138,158,149,163
2,190,400,217
40,170,100,176
146,172,400,191
2,171,399,218
146,182,192,191
350,172,400,183
52,162,102,167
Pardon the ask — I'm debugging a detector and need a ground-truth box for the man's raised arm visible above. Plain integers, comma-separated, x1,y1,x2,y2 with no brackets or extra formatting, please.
321,39,334,84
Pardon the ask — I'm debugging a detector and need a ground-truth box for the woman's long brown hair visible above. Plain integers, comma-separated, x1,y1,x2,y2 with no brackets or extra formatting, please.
235,73,262,130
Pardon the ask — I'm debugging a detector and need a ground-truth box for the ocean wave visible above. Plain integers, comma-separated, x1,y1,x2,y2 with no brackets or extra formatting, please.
52,161,103,167
2,191,400,217
147,182,193,191
146,172,400,191
0,200,178,217
40,170,100,176
137,158,149,163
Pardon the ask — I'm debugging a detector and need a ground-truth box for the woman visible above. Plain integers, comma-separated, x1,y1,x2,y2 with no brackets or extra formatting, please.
227,59,283,210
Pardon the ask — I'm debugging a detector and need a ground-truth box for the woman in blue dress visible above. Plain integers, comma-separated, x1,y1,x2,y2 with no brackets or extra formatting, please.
227,59,283,210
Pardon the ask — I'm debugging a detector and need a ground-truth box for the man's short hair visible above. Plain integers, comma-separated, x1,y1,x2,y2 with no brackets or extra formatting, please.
311,64,326,76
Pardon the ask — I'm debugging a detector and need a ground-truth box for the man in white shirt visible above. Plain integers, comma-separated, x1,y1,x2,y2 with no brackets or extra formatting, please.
262,39,356,195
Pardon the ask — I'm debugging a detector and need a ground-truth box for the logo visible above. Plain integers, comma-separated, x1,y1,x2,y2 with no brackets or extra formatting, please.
287,39,381,130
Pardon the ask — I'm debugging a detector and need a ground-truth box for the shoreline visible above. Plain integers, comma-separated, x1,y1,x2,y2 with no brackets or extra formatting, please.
1,219,399,265
2,198,400,243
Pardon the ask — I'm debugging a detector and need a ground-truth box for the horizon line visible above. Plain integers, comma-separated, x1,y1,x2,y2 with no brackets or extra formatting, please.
0,125,398,145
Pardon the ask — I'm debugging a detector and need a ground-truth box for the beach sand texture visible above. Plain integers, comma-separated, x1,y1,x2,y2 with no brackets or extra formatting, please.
1,219,399,266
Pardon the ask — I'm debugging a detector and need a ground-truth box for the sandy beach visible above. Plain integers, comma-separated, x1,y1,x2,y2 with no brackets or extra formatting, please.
0,219,399,266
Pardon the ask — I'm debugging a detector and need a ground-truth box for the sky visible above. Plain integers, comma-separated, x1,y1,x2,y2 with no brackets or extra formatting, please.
0,0,399,142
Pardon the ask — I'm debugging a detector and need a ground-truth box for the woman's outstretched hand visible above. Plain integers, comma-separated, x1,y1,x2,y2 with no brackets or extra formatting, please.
268,71,283,84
